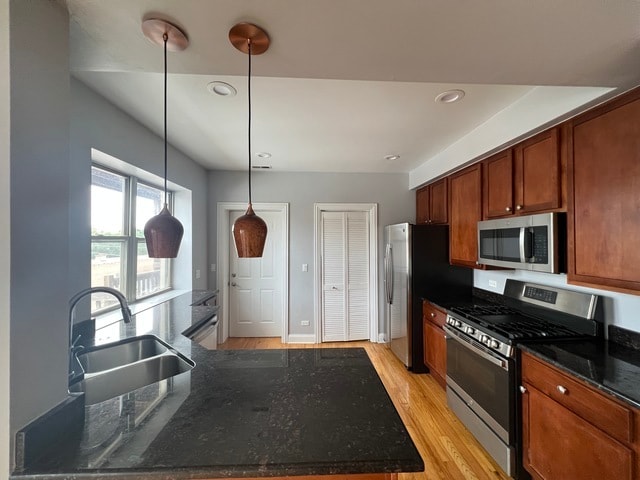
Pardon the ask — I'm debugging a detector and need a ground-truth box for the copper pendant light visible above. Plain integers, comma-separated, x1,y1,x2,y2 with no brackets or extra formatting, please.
142,19,188,258
230,23,270,258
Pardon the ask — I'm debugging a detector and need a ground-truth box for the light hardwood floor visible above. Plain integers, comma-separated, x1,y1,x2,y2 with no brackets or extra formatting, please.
218,338,511,480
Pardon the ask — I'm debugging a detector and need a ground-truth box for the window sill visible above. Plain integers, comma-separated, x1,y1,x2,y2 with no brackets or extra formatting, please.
95,289,189,329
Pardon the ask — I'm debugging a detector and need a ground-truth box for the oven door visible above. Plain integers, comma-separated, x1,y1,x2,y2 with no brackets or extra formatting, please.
444,325,512,443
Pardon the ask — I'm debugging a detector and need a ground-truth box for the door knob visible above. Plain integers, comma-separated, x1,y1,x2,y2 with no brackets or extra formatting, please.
231,273,236,278
231,282,237,287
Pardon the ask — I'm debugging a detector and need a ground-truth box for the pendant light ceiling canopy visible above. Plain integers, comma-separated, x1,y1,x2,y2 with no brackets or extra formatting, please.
141,18,187,258
230,23,270,258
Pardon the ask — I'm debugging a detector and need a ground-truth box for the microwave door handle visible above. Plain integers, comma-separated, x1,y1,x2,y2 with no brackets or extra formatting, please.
519,227,527,263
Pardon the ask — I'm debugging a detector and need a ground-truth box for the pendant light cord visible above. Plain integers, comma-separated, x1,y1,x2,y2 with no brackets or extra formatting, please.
247,39,253,205
163,32,169,206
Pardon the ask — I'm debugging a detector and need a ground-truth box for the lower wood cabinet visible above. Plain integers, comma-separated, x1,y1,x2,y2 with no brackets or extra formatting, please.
521,352,638,480
423,301,447,388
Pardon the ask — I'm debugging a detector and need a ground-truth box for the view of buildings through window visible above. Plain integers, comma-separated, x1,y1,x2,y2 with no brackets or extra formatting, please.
91,165,171,313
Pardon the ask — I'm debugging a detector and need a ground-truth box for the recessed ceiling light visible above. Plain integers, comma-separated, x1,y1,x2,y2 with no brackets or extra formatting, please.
435,89,465,104
256,152,272,159
207,81,237,97
384,154,400,161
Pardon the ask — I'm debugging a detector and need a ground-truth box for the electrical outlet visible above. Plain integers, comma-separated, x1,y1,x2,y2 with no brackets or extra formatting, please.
488,279,498,288
195,269,201,279
211,263,216,272
302,263,308,272
301,320,310,326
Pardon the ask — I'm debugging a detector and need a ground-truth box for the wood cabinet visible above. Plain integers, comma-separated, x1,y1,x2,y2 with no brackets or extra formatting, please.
521,352,638,480
449,164,482,268
568,89,640,293
483,128,562,219
514,128,562,214
483,150,514,218
416,178,448,225
422,301,447,388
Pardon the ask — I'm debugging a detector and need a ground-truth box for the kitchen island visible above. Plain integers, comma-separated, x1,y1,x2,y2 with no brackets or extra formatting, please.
11,292,424,480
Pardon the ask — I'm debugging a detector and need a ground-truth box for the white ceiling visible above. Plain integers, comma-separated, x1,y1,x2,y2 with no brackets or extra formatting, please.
63,0,640,176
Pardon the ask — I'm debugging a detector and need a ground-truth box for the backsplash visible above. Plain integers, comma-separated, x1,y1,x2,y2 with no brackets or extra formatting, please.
474,269,640,335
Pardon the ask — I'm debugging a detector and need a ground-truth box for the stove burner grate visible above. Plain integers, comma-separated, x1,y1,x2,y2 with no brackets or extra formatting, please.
449,304,578,340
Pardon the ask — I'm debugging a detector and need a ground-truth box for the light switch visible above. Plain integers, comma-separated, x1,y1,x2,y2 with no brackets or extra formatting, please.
302,263,308,272
195,269,201,279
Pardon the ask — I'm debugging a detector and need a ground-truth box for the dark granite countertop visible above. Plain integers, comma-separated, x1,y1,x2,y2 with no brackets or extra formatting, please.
519,338,640,409
13,291,423,479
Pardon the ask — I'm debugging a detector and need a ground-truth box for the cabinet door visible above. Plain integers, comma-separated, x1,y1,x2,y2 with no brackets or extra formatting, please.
568,94,640,292
415,186,430,224
429,178,448,224
522,384,633,480
423,321,446,388
515,128,562,214
449,164,482,268
483,150,514,218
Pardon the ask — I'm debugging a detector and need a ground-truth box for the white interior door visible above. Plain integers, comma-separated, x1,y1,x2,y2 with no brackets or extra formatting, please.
321,211,370,342
229,210,283,337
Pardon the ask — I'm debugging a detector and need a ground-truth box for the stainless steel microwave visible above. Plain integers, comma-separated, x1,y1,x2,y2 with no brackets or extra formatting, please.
477,213,564,273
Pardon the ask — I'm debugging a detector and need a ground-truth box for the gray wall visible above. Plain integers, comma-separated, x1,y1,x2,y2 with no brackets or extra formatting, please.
70,78,209,295
9,0,70,452
208,170,415,338
1,0,10,476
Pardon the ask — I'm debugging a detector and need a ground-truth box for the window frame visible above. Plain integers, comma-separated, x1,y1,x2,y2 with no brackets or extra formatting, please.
91,163,173,314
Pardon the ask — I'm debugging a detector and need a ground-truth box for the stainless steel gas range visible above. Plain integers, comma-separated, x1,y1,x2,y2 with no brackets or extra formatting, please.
444,280,603,478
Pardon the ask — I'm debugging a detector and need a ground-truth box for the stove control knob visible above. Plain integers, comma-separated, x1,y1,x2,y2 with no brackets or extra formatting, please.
491,339,500,349
481,335,489,344
466,326,475,335
447,317,454,326
455,320,463,328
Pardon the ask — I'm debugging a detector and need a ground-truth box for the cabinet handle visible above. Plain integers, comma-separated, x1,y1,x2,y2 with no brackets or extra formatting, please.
431,313,436,318
520,386,527,394
516,204,523,210
505,206,512,212
557,385,568,395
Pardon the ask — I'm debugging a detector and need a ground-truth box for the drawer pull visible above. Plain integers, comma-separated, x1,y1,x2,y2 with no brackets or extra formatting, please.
519,386,527,394
557,385,568,395
431,313,436,318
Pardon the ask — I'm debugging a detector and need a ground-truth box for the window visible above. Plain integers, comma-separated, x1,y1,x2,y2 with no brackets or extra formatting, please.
91,165,172,314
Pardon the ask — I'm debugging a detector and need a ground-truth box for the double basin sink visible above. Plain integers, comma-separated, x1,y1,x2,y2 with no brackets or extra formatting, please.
69,335,195,405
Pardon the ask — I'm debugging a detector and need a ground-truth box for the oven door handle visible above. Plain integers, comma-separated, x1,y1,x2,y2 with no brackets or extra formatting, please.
444,325,508,371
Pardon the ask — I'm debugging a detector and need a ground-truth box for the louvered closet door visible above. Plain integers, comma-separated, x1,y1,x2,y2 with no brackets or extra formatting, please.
321,211,370,342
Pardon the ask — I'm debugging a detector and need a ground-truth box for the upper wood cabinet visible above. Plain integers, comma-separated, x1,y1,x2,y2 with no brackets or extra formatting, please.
416,178,448,225
483,128,563,219
568,89,640,293
483,150,515,218
521,352,638,480
449,164,482,268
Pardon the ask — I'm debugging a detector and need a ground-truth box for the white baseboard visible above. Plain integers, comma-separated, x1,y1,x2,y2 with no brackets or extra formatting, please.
286,334,316,344
377,333,388,343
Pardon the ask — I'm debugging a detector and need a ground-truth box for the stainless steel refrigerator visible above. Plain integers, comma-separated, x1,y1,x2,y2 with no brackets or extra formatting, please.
384,223,472,372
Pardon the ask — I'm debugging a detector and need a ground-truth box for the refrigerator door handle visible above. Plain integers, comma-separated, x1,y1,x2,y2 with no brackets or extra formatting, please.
387,244,394,304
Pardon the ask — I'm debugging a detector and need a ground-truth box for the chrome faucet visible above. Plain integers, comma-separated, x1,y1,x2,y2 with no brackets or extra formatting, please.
68,287,132,382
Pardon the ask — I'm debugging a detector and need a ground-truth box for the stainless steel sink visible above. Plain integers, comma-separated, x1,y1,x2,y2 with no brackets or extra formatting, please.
69,335,195,404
